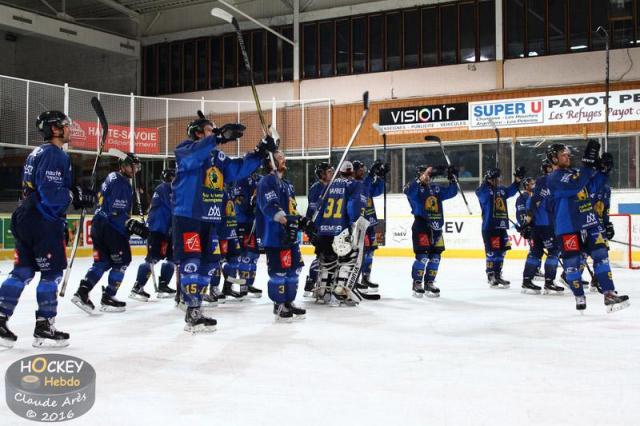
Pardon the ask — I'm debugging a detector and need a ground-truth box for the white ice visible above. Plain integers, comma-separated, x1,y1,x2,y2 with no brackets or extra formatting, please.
0,255,639,426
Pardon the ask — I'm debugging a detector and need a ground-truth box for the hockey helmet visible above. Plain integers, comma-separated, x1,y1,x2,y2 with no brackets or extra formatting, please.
161,168,176,182
186,117,213,140
484,167,501,180
546,143,568,164
35,110,71,141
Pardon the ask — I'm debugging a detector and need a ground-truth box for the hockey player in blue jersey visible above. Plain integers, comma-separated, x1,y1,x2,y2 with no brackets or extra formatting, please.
233,172,263,299
217,185,245,300
311,161,367,305
353,159,388,294
130,168,177,301
545,141,629,312
256,151,314,320
303,161,333,297
172,115,269,332
476,166,525,288
0,111,95,348
517,161,565,296
403,164,457,297
72,153,146,314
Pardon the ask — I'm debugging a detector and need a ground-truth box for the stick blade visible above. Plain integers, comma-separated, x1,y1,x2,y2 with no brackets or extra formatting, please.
90,97,107,131
372,122,385,136
197,110,206,120
210,7,233,23
362,91,369,110
424,135,441,143
107,148,127,160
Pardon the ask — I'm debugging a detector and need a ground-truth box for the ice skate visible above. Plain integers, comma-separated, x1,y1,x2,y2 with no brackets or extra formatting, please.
575,295,586,312
521,279,541,295
246,285,263,298
285,302,306,320
100,287,126,312
202,285,220,307
412,281,425,298
222,280,244,302
0,315,17,348
488,272,509,289
156,280,176,299
355,281,369,294
589,278,601,294
543,279,564,295
71,280,98,315
362,274,379,293
273,303,293,322
604,292,630,313
32,317,69,348
129,283,150,302
424,281,440,298
184,307,217,333
533,268,545,281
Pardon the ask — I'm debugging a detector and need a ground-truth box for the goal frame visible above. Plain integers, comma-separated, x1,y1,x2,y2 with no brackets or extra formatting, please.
609,213,640,270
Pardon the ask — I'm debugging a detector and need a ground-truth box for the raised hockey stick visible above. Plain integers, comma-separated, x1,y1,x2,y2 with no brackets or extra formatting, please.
60,97,108,297
210,7,277,172
312,91,369,223
372,123,388,244
487,118,500,169
424,135,472,215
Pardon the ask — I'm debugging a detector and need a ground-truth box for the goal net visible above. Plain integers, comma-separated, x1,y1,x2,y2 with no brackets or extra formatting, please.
608,214,640,269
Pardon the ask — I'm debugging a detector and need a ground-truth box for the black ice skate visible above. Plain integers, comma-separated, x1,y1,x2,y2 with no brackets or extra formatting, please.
71,280,97,315
33,317,69,348
575,295,587,312
0,315,17,348
273,303,293,322
303,276,316,298
412,281,425,298
521,279,542,295
184,307,217,333
355,281,369,294
222,280,244,301
203,285,224,307
129,283,150,302
156,280,176,299
604,292,630,314
543,279,564,295
100,287,126,313
424,282,440,298
534,268,544,281
247,285,262,298
362,274,379,293
285,302,306,319
488,272,509,289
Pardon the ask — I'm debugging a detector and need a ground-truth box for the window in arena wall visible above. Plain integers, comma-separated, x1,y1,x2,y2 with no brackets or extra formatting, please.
223,35,237,88
336,19,350,75
460,2,477,63
158,44,170,95
481,141,513,184
281,26,294,81
251,31,266,85
607,136,638,189
267,31,279,83
421,7,439,67
548,0,567,55
210,37,223,90
526,0,546,57
319,21,334,77
352,16,368,74
440,4,458,64
385,12,402,71
479,0,496,61
369,14,384,72
403,9,420,69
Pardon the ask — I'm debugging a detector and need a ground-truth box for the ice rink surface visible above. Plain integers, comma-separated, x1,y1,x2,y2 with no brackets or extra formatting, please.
0,255,639,426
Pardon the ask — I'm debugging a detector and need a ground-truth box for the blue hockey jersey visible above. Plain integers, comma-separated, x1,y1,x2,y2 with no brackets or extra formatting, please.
305,180,325,219
219,188,238,240
256,173,299,248
588,171,611,226
528,175,553,227
361,175,384,226
94,172,133,235
147,182,172,234
232,174,259,224
22,143,72,223
476,181,519,231
404,180,457,230
315,177,365,236
546,167,598,235
515,192,530,227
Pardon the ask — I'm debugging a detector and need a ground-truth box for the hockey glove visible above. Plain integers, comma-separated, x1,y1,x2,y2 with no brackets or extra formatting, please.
215,123,245,143
582,139,601,168
281,215,300,246
605,222,615,240
447,165,459,182
71,186,96,210
368,160,383,178
517,223,533,240
513,166,526,181
600,152,614,174
125,218,149,239
298,216,317,241
376,162,390,178
255,135,277,158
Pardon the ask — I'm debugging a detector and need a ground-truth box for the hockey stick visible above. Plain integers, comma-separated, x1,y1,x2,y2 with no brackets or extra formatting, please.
312,91,369,223
210,7,277,172
424,135,472,215
372,123,387,245
60,97,108,297
487,118,500,169
610,238,640,249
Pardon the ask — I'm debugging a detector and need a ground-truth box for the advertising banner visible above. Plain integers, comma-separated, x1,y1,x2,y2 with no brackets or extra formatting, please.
69,120,160,154
379,102,469,134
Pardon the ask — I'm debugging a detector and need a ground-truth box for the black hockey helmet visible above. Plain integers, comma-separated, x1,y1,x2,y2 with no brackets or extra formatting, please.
600,152,614,174
416,165,428,178
161,168,176,182
546,143,568,164
352,160,365,172
187,117,213,140
314,161,333,179
522,177,535,189
540,158,553,174
484,167,501,180
119,152,141,171
35,110,71,140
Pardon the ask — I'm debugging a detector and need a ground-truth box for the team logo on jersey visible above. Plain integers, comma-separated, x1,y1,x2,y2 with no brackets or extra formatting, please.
288,197,298,215
418,233,430,247
244,234,256,249
594,200,605,218
490,236,501,249
595,232,606,246
203,166,224,190
220,239,228,255
183,232,202,253
225,200,236,218
494,197,506,212
425,196,439,213
280,249,292,269
562,234,579,252
577,188,588,201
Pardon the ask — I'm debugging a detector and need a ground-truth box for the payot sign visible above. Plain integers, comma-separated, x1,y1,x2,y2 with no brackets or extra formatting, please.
69,120,160,154
379,103,468,134
469,89,640,129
